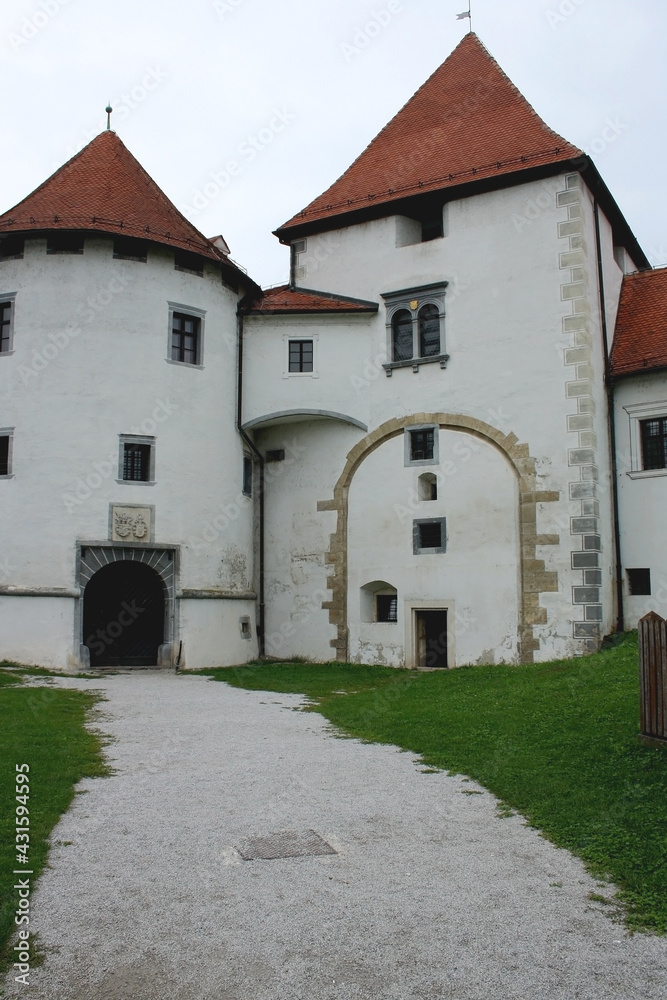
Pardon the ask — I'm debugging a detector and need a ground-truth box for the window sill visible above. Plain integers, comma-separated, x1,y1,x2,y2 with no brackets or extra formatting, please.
0,474,14,480
282,371,319,379
0,350,15,357
627,469,667,480
165,358,204,370
115,479,157,487
383,353,449,376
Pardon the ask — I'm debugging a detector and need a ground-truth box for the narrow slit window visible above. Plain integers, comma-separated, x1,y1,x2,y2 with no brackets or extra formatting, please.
243,455,253,496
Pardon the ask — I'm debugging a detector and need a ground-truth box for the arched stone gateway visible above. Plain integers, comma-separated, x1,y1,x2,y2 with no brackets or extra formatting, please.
317,413,560,666
82,561,167,667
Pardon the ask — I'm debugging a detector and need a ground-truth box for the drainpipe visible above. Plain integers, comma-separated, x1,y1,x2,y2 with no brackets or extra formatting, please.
594,200,624,633
236,309,265,656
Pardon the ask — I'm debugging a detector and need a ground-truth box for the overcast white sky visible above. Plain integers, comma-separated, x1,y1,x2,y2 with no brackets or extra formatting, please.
2,0,665,287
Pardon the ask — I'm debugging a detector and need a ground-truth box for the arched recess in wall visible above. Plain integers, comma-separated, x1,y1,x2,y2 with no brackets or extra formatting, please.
317,413,560,665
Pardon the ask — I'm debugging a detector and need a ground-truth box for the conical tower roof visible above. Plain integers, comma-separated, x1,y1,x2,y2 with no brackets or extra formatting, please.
0,130,223,262
276,33,582,238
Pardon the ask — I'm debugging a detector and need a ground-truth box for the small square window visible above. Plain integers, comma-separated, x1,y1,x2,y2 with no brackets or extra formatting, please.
113,236,147,262
0,301,14,354
288,340,314,373
627,568,651,596
640,418,667,470
243,455,253,496
376,594,398,622
171,312,201,365
413,518,446,554
0,434,11,476
0,236,24,261
119,437,154,483
174,250,204,276
411,429,434,461
46,233,84,254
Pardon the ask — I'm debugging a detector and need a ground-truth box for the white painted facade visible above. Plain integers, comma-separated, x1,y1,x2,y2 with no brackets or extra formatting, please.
0,57,663,671
0,237,258,669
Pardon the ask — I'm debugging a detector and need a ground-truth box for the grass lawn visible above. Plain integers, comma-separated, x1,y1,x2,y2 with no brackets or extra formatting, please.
0,666,109,974
200,632,667,934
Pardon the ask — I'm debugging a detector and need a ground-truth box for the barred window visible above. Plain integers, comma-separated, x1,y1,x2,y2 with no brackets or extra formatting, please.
376,594,398,622
641,418,667,470
0,435,10,476
123,443,151,482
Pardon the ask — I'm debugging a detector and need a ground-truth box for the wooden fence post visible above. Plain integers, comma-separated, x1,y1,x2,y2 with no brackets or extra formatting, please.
639,611,667,745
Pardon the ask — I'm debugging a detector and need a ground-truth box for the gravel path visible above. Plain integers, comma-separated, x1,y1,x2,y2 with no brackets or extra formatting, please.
3,670,667,1000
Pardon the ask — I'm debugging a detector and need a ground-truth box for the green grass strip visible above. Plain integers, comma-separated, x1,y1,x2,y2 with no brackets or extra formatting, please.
0,674,109,974
200,633,667,934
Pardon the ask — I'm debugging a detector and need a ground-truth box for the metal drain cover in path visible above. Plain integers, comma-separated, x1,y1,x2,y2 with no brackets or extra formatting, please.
236,829,337,861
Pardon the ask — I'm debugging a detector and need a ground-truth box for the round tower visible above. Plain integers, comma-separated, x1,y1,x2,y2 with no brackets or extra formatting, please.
0,131,260,669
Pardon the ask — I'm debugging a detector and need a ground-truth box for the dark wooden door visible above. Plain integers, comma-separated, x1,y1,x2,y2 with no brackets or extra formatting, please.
416,610,448,668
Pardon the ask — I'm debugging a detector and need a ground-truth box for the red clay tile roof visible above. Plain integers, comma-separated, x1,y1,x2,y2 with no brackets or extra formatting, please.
276,33,582,238
0,131,223,262
245,285,378,314
611,268,667,377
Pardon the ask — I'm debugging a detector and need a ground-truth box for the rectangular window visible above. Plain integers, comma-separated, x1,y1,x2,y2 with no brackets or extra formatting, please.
243,455,253,496
413,518,446,554
113,236,148,262
0,237,24,261
123,444,151,482
641,418,667,470
376,594,398,622
0,301,13,353
288,340,314,373
627,568,651,596
0,434,10,476
174,250,203,276
46,233,84,254
119,436,155,483
410,429,434,462
171,312,201,365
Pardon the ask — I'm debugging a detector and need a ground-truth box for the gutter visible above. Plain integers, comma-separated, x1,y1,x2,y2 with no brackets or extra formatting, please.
236,307,265,657
594,200,624,633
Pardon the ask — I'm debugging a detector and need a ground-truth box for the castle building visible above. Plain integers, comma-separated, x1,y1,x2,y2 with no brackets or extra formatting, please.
0,34,663,671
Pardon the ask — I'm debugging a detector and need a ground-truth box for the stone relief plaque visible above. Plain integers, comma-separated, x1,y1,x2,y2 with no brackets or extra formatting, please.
110,506,152,543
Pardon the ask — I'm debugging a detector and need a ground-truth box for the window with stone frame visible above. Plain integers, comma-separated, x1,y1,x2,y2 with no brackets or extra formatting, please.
381,282,448,375
171,312,201,365
640,417,667,470
0,300,13,354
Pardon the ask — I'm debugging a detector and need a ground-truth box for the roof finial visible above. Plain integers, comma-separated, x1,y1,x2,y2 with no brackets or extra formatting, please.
456,3,472,32
105,103,113,131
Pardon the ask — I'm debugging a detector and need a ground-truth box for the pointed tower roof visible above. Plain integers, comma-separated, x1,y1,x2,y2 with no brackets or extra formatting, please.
0,131,223,262
276,33,582,240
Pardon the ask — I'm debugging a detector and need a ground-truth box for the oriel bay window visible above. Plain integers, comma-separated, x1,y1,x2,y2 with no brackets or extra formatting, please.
382,282,448,375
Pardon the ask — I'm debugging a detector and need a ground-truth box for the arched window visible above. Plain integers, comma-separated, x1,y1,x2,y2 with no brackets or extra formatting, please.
392,309,413,361
418,473,438,501
419,304,440,357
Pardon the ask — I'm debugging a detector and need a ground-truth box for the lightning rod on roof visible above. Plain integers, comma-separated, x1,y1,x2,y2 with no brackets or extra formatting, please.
105,103,113,130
